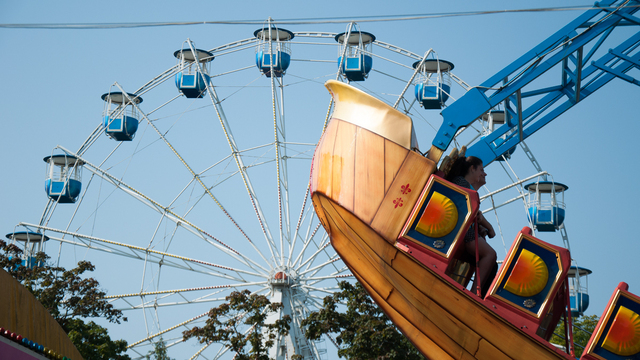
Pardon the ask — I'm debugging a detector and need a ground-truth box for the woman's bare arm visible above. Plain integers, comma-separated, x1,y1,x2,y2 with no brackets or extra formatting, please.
477,212,496,238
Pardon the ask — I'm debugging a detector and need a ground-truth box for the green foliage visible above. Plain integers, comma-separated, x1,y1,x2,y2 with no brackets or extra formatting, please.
550,314,599,357
183,289,291,360
301,281,425,360
146,337,174,360
66,319,130,360
0,239,130,359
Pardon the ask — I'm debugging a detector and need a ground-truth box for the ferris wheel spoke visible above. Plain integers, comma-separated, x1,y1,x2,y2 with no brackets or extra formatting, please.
127,311,209,349
112,87,270,269
277,72,333,88
275,141,321,268
479,171,548,203
143,92,184,118
269,73,292,264
299,285,340,297
297,239,332,272
304,272,352,283
298,256,341,277
188,341,213,360
53,147,268,273
203,82,280,264
292,228,329,269
306,255,344,281
288,185,313,266
105,281,269,302
303,292,332,308
124,291,229,311
19,224,264,282
304,265,351,290
371,52,415,72
125,294,230,310
292,225,325,269
37,198,55,227
302,232,335,272
373,67,414,86
102,89,266,270
174,309,256,360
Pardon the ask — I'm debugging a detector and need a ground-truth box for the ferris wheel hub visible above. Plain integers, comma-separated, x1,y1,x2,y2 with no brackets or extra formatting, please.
269,267,299,290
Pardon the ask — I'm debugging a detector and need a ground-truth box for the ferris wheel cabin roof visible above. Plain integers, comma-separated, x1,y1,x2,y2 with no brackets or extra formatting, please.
43,154,84,167
482,110,506,124
412,59,455,73
335,31,376,45
253,27,295,41
173,48,214,63
568,266,593,277
101,92,143,105
524,181,569,193
6,231,49,242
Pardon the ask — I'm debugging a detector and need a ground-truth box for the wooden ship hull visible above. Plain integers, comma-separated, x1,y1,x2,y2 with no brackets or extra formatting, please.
310,81,582,360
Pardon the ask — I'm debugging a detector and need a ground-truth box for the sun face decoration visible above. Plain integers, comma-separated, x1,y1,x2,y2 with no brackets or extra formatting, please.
504,249,549,297
416,191,458,238
602,305,640,356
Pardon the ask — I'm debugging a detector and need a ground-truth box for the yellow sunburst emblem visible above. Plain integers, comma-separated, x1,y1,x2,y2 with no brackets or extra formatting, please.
504,249,549,297
602,305,640,356
416,191,458,238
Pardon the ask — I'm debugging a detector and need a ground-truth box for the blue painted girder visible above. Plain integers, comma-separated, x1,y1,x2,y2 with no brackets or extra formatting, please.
431,0,640,165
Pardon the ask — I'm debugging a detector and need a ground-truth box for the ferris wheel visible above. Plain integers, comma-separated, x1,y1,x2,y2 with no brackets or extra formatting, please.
9,19,478,359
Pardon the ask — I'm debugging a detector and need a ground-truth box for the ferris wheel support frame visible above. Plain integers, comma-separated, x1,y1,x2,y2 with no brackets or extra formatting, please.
428,0,640,165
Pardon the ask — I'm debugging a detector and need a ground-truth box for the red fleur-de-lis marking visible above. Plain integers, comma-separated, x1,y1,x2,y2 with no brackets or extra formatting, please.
393,198,404,208
401,183,411,195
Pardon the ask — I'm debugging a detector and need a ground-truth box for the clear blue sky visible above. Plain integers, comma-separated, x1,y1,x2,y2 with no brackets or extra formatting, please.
1,1,639,358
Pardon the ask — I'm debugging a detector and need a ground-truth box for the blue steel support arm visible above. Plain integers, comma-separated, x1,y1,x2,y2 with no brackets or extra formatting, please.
429,0,640,165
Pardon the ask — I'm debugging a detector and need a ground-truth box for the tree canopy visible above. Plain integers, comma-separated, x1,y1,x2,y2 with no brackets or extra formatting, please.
550,314,599,358
146,337,174,360
0,239,131,360
183,289,291,360
301,281,424,360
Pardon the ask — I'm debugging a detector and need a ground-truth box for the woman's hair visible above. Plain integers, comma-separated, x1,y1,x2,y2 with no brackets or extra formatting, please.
445,156,483,181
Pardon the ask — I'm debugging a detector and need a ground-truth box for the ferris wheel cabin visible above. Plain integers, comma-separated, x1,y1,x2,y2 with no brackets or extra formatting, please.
174,47,214,99
101,92,143,141
524,181,568,232
43,154,84,204
5,231,49,268
254,26,294,78
481,110,517,161
413,59,454,109
568,266,592,317
335,29,375,82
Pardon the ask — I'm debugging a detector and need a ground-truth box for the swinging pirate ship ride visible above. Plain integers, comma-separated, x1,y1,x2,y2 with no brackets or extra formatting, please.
310,79,640,360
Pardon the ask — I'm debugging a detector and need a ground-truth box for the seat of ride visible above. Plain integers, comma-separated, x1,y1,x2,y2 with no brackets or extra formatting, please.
396,173,573,342
581,282,640,360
